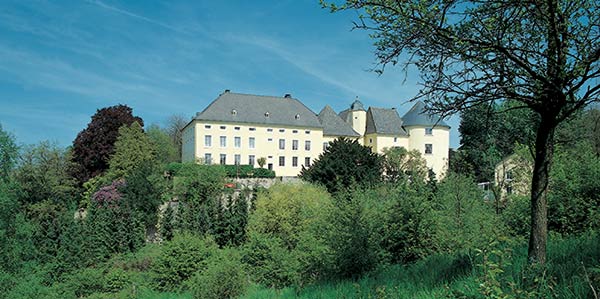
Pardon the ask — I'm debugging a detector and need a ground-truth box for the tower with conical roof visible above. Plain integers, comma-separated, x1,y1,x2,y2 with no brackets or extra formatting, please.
402,101,450,177
340,97,367,137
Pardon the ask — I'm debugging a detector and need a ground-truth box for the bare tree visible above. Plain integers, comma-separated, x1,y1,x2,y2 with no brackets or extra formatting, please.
166,114,188,162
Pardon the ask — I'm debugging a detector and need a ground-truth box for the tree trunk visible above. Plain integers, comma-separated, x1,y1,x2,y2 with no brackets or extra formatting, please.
527,115,556,265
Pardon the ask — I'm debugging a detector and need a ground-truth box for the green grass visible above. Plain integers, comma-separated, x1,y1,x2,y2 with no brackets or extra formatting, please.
241,232,600,299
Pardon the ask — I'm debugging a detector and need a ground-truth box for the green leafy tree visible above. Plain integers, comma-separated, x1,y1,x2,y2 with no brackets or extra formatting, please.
173,163,226,235
381,146,428,183
300,137,382,194
213,195,249,247
0,180,35,273
14,142,80,206
147,124,179,164
107,122,156,180
455,101,537,182
0,124,18,181
72,105,143,184
325,0,600,264
257,157,266,168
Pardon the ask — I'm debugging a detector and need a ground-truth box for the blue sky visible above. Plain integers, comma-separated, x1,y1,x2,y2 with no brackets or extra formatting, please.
0,0,460,148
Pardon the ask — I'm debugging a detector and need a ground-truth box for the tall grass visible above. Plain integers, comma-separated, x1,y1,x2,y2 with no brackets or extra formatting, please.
241,232,600,299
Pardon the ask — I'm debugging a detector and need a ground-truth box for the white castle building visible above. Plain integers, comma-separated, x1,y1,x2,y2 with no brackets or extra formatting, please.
182,90,450,177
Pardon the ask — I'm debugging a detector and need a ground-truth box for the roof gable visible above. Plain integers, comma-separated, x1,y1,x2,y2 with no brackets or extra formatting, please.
365,107,407,135
195,92,322,128
318,105,360,137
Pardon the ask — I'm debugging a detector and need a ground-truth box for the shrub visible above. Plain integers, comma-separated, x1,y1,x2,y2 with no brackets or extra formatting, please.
251,167,276,178
152,233,218,292
241,232,299,288
377,185,437,263
189,248,248,299
243,183,333,287
502,195,530,237
434,174,503,252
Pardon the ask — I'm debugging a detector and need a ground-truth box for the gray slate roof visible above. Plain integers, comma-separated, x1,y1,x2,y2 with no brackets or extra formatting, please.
365,107,408,135
338,109,351,123
195,92,322,128
350,99,365,111
402,101,450,128
317,105,360,137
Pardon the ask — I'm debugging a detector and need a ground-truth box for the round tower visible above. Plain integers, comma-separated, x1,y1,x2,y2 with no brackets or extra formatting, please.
348,98,367,136
402,101,450,178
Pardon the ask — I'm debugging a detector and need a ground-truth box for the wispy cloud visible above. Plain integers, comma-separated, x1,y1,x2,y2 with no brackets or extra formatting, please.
85,0,184,33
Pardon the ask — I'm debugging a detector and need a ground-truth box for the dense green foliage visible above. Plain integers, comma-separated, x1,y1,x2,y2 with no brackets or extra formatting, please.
188,248,247,299
2,104,600,298
452,102,536,182
300,137,382,193
0,124,18,181
222,164,276,178
152,233,218,292
71,105,143,183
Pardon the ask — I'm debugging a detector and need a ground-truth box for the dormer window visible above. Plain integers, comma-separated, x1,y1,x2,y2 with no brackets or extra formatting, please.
231,109,237,115
295,114,300,120
265,112,270,118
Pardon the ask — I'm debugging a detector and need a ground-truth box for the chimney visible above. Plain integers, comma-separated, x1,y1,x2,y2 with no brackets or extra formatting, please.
284,93,292,98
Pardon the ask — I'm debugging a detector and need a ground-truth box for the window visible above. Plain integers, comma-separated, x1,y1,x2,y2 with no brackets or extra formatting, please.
267,128,273,132
204,125,211,129
292,140,298,150
234,154,241,165
220,154,226,165
204,135,212,147
425,143,433,154
220,136,226,147
279,129,285,133
292,130,298,134
268,138,273,142
279,139,285,150
304,157,310,167
234,136,241,148
249,155,255,166
394,137,398,142
204,153,212,165
369,138,373,143
220,125,226,130
249,127,256,131
249,137,255,149
425,128,433,135
234,126,240,131
323,142,329,151
292,156,298,167
305,130,310,134
305,140,311,151
279,156,285,166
